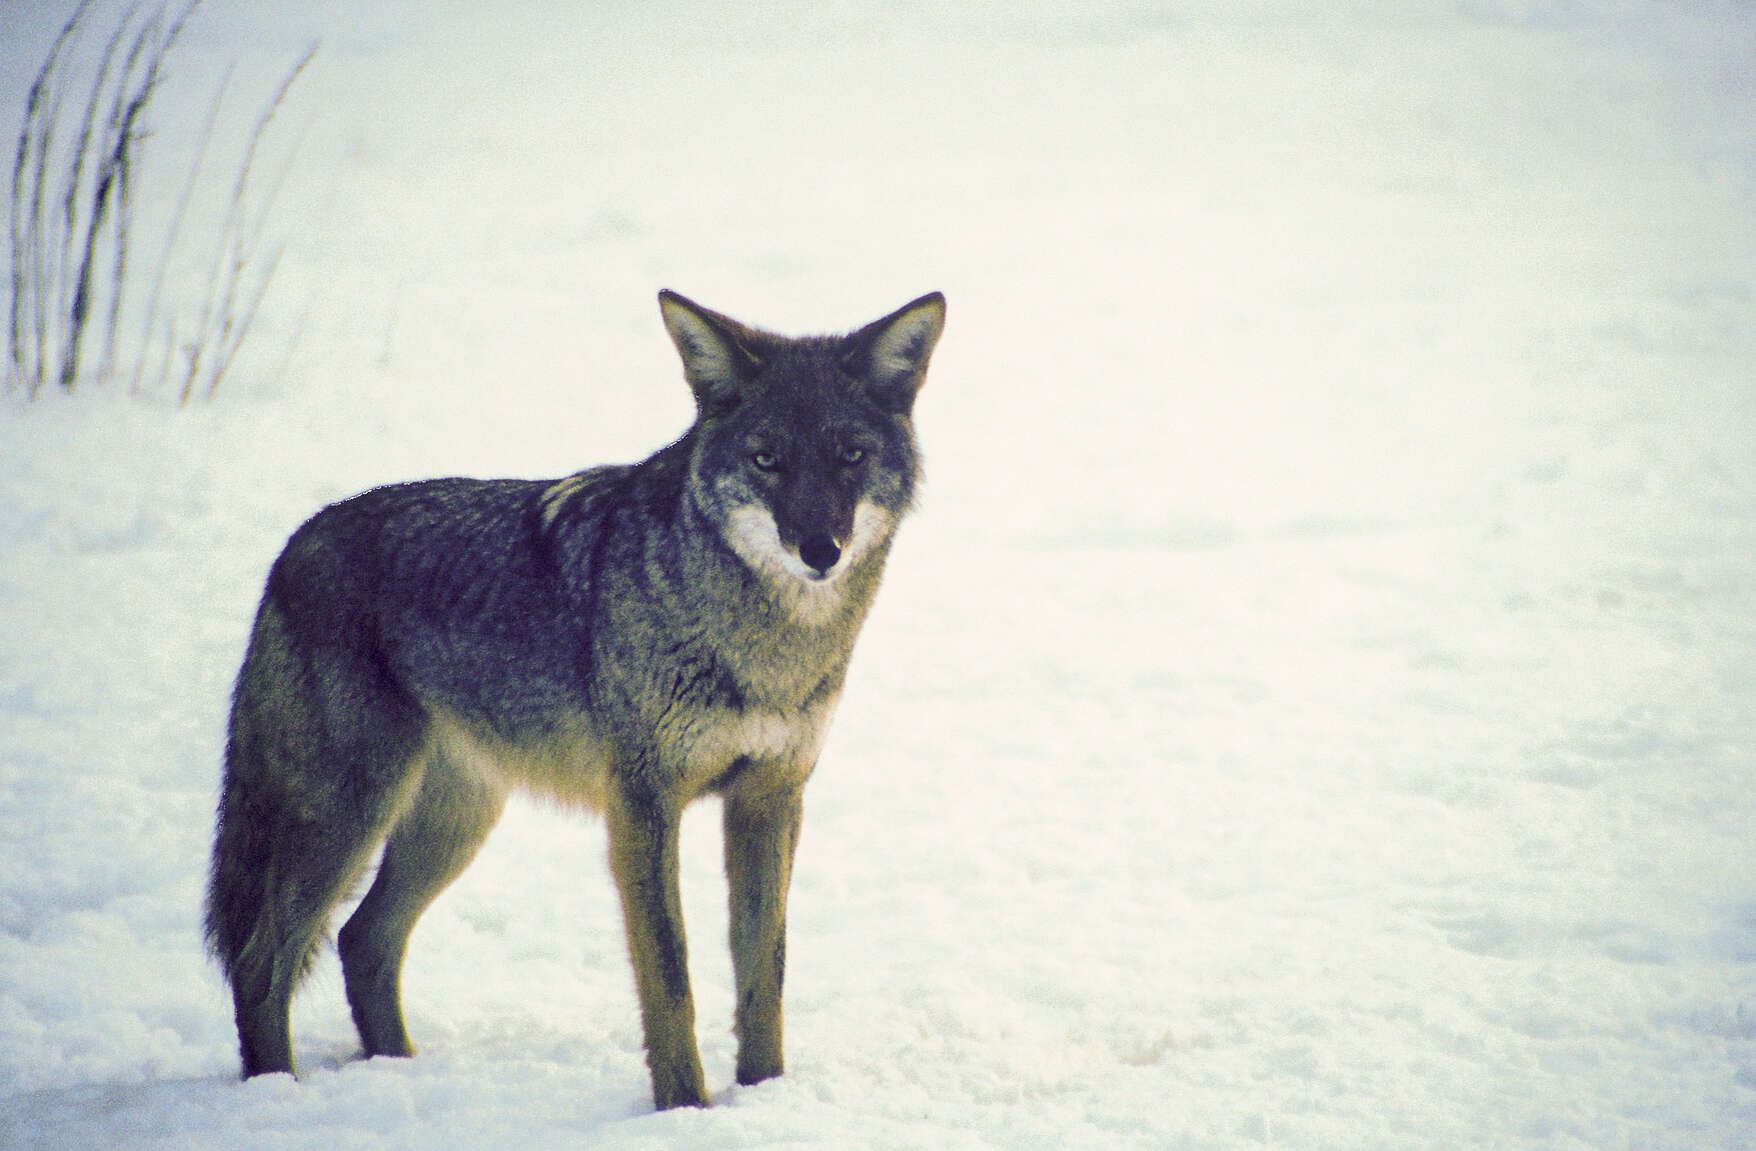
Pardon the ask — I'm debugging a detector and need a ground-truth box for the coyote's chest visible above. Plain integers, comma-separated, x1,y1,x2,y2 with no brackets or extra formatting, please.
666,695,839,798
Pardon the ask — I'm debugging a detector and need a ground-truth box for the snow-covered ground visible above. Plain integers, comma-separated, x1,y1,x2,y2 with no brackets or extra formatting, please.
4,1,1755,1147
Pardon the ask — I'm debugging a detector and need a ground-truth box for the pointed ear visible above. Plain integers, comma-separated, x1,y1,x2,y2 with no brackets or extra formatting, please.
840,292,946,412
659,290,763,415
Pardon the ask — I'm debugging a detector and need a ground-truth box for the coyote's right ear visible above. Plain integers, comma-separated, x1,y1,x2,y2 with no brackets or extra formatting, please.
659,290,763,415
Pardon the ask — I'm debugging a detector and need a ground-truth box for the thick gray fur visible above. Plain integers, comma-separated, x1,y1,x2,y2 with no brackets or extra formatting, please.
204,289,946,1108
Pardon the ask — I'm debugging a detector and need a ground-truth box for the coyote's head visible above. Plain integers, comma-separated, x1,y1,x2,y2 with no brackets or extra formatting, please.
662,290,945,593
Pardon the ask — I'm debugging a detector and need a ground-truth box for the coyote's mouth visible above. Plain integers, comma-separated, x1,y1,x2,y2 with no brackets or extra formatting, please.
724,506,836,586
723,505,894,593
798,531,844,578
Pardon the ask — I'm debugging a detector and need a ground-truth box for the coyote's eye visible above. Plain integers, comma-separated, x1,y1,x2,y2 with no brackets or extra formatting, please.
838,447,865,466
752,450,779,472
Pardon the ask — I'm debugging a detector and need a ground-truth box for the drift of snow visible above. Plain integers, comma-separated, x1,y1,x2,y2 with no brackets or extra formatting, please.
3,2,1754,1148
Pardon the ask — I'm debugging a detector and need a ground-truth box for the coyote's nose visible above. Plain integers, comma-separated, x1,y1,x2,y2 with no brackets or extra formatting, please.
799,531,842,576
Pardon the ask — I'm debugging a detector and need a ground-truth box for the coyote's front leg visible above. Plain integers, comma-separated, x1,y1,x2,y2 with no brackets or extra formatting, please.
608,783,708,1109
723,780,804,1086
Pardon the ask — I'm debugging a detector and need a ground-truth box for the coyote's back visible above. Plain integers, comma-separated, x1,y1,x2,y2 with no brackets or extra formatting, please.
205,289,946,1109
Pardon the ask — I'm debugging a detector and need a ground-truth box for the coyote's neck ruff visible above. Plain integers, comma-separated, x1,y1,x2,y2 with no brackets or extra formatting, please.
205,290,946,1112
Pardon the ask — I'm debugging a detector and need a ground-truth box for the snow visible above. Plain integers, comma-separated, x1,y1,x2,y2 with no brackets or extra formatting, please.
4,1,1755,1147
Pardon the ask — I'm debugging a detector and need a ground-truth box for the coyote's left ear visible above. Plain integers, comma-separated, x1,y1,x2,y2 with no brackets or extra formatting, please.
840,292,946,412
660,290,764,416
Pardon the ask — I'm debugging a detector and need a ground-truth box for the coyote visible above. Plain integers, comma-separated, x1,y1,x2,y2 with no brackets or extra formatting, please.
204,290,946,1108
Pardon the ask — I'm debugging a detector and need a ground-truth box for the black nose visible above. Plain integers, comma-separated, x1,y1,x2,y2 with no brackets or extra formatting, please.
799,531,842,575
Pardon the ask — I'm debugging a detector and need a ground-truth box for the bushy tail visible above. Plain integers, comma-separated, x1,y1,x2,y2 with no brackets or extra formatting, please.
204,680,323,1077
204,754,300,1006
203,596,432,1074
205,599,317,1004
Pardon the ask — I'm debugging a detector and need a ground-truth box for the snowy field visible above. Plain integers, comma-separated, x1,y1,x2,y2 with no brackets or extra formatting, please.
4,1,1755,1147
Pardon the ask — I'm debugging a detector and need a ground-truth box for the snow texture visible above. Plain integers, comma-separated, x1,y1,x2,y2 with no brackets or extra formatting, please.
4,1,1755,1147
